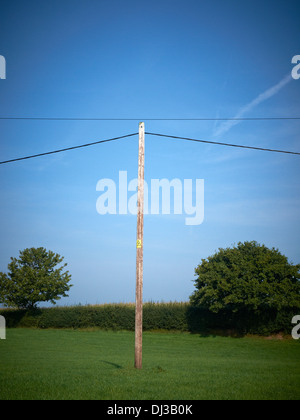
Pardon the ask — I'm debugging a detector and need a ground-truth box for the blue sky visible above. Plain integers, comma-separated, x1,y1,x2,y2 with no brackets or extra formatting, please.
0,0,299,306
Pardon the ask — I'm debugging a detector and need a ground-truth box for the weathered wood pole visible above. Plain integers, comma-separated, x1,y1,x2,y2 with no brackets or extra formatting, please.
135,122,145,369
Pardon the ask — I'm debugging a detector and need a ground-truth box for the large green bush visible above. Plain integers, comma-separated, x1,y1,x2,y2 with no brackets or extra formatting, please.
190,241,300,314
0,247,72,309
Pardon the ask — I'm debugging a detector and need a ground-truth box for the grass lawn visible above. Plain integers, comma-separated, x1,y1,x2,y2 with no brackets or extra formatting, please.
0,328,299,400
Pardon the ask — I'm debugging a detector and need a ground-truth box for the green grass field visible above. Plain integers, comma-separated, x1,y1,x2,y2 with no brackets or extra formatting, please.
0,328,299,400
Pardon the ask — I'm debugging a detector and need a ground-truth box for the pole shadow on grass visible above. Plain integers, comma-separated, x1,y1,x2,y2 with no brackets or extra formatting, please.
100,360,123,369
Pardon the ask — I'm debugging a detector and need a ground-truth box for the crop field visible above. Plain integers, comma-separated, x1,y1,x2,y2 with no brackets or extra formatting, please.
0,328,299,400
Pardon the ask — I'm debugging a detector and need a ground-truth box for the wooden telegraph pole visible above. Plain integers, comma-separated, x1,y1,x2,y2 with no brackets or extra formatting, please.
135,122,145,369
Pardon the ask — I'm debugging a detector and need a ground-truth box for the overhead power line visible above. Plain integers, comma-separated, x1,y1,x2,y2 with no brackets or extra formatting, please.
0,117,300,121
1,130,299,166
146,132,300,156
0,133,138,165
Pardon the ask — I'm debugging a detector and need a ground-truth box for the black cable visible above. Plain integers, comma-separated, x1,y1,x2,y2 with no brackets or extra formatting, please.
0,117,300,121
0,132,138,165
146,132,300,156
1,130,299,166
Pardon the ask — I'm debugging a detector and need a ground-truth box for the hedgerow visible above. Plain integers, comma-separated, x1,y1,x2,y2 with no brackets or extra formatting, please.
0,302,296,335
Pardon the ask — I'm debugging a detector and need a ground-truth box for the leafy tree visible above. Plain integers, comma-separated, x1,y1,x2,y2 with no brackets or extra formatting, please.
190,241,300,313
0,247,73,309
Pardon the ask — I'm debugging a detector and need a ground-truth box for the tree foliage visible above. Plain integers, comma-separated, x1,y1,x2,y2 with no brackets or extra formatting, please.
190,241,300,313
0,247,73,309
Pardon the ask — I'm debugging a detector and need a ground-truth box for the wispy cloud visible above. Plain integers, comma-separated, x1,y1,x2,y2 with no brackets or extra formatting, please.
213,73,293,137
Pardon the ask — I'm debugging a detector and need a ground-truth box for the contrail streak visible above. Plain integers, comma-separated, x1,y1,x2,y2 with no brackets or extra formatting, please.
214,73,293,137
